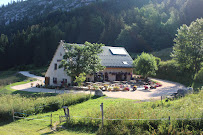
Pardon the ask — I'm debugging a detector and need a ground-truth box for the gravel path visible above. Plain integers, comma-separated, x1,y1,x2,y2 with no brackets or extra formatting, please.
12,72,186,100
102,78,186,100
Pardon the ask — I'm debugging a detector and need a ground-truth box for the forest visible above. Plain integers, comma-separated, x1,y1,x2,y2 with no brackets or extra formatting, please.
0,0,203,70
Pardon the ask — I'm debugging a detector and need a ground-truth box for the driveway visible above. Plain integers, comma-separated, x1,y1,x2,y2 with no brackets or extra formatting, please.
12,72,186,100
103,78,186,100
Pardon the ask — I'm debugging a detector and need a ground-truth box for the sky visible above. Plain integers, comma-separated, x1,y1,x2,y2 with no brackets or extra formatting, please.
0,0,25,6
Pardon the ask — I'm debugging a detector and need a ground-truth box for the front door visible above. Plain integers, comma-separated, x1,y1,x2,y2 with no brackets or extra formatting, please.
45,77,50,85
116,73,122,81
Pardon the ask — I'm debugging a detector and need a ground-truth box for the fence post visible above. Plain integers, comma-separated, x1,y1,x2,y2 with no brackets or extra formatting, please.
67,107,70,120
169,116,170,125
161,96,163,107
90,90,91,99
59,116,61,124
100,103,104,128
50,113,52,128
12,109,15,122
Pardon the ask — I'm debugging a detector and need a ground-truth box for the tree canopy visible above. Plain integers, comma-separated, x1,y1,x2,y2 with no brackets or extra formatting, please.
59,42,105,82
0,0,203,70
133,52,158,78
171,18,203,74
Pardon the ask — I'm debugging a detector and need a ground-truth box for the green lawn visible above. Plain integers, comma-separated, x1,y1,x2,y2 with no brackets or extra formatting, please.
0,97,133,135
1,92,202,135
0,71,28,86
0,70,202,134
0,70,37,94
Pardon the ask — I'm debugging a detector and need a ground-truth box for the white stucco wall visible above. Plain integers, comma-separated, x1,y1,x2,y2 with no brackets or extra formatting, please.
45,42,71,86
45,42,133,85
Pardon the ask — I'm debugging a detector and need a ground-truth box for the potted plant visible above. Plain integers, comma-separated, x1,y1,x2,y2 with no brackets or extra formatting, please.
99,86,104,90
113,86,120,91
31,83,33,87
108,87,112,91
88,85,91,90
123,87,130,91
93,85,99,90
133,85,137,91
104,84,108,91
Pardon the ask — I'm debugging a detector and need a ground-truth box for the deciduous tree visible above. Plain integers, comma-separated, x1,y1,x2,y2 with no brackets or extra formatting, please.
171,18,203,74
60,42,105,83
133,52,158,79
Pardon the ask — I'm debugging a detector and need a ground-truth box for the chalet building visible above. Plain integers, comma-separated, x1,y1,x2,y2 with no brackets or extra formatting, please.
45,41,134,86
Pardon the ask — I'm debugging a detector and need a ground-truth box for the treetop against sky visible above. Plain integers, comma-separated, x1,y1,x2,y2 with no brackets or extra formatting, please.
0,0,26,6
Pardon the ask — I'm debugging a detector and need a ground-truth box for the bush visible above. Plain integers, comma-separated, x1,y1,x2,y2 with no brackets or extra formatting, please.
195,68,203,83
133,52,158,78
0,93,91,121
155,60,193,86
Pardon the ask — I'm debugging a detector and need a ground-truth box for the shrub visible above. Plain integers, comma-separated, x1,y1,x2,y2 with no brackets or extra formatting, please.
0,93,91,121
133,52,158,78
155,60,193,86
195,68,203,83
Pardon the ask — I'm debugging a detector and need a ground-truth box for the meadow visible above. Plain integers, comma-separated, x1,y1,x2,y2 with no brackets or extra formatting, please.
64,92,203,135
0,93,91,121
0,70,202,135
0,91,202,135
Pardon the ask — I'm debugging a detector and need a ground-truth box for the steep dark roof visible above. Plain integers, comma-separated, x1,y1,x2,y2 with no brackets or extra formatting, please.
99,46,133,68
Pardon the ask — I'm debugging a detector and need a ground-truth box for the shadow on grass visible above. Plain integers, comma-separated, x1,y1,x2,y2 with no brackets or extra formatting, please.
192,81,203,92
41,124,98,135
0,120,13,127
45,124,99,135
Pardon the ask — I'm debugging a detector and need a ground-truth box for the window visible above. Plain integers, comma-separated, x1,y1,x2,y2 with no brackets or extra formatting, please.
110,48,127,55
54,63,57,70
53,78,57,84
123,61,128,65
63,79,67,83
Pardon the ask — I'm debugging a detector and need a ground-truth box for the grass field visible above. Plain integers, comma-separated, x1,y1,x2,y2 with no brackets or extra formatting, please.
0,91,202,135
0,71,28,87
0,97,133,135
0,70,37,94
0,69,202,134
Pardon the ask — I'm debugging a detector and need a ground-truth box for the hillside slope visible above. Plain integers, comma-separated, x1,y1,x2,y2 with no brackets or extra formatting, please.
0,0,101,26
0,0,203,70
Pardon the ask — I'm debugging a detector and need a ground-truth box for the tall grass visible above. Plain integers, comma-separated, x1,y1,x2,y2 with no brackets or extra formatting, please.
64,91,203,134
0,93,91,121
0,71,28,87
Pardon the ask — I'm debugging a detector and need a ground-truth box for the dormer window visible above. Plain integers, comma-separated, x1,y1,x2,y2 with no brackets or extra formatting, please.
54,63,57,70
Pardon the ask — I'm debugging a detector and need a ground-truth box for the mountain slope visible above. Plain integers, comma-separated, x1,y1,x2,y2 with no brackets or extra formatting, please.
0,0,101,26
0,0,203,70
